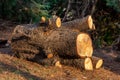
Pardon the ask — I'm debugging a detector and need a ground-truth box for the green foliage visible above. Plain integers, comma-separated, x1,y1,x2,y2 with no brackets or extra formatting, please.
0,0,50,23
105,0,120,12
0,0,67,23
93,15,120,48
30,0,50,22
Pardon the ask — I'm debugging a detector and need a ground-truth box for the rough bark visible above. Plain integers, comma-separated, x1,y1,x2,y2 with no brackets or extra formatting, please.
11,37,41,59
62,15,95,31
39,16,61,29
32,56,93,70
48,15,61,28
60,57,93,70
11,26,93,59
34,27,93,58
91,56,103,69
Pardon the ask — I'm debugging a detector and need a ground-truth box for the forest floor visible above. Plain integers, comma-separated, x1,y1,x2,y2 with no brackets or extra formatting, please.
0,19,120,80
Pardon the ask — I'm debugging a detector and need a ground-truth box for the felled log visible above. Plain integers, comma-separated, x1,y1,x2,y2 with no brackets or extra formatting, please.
60,57,93,70
32,56,93,70
48,15,61,28
28,27,93,58
62,15,95,31
11,26,93,59
91,56,103,69
39,16,61,29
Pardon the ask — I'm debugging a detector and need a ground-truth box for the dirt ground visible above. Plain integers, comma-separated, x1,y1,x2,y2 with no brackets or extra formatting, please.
0,20,120,80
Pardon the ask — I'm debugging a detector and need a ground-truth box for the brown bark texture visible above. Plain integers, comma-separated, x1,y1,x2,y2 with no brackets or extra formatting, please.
91,56,103,69
62,15,95,31
31,56,93,70
11,25,93,59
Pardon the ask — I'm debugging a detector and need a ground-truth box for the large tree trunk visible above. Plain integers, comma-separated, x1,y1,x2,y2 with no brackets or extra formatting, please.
62,15,95,31
60,57,93,70
29,27,93,58
11,26,93,59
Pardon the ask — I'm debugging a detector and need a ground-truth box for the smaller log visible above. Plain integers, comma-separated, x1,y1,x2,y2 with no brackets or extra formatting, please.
39,16,61,28
60,57,93,70
62,15,95,31
32,56,93,70
42,28,93,58
91,56,103,69
48,15,61,28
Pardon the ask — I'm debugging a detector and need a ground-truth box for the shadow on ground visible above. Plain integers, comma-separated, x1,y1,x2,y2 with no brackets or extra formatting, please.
0,61,44,80
93,48,120,75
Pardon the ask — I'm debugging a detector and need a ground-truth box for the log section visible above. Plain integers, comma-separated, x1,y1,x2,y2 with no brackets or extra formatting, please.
60,57,93,70
32,56,93,70
11,26,93,59
62,15,95,31
39,16,61,29
48,15,61,28
91,56,103,69
30,27,93,58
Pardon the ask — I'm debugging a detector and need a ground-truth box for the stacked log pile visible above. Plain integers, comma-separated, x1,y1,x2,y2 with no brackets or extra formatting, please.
9,15,103,71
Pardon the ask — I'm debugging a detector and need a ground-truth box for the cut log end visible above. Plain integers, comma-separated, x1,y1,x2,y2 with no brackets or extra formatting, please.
88,15,93,29
77,33,93,58
95,59,103,69
84,58,93,70
87,15,96,30
56,17,61,28
49,16,61,28
41,16,46,23
47,53,53,59
91,56,103,69
55,61,62,68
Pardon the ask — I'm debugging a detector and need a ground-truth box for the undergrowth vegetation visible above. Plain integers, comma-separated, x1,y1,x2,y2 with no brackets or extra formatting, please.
0,0,66,23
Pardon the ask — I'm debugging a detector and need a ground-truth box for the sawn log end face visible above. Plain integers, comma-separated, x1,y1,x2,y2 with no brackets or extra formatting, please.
56,17,61,28
95,59,103,69
84,58,93,70
76,33,93,58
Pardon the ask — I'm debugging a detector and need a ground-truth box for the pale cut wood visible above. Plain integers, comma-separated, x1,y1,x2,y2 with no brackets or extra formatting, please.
77,33,93,57
39,16,61,29
48,15,61,28
91,56,103,69
40,16,46,23
62,15,95,31
55,61,62,68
